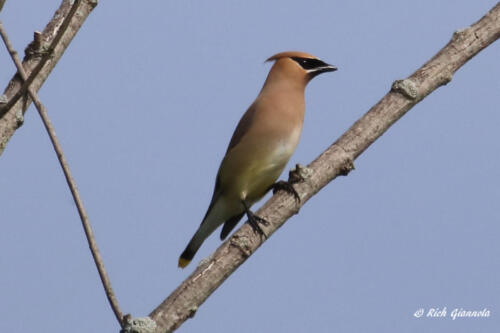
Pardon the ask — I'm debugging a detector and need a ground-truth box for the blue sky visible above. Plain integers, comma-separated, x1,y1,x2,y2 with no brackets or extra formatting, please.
1,1,499,332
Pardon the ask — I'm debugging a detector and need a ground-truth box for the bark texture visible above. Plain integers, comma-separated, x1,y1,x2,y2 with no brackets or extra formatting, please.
147,3,500,332
0,0,96,155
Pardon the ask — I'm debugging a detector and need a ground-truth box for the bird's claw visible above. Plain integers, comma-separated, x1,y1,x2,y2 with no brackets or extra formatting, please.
247,212,269,238
272,180,301,203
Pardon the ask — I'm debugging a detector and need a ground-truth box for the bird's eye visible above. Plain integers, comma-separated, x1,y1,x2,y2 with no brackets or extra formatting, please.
291,57,327,70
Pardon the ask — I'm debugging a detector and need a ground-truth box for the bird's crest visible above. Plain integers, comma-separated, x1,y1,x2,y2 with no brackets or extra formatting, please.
266,51,317,62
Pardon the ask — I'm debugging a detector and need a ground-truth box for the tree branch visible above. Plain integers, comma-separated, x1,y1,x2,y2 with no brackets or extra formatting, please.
1,0,82,114
147,2,500,332
0,20,125,328
0,0,96,155
0,0,125,327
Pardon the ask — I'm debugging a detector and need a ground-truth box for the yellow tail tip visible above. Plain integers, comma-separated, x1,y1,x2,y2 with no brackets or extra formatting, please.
178,257,190,268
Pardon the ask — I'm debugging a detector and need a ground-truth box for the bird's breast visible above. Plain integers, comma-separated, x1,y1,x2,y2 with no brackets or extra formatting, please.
218,97,304,203
265,125,301,166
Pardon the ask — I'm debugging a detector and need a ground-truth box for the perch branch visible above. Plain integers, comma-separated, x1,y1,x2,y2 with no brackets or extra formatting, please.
148,2,500,332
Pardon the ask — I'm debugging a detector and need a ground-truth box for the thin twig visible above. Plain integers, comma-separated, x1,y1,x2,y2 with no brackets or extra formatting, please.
0,0,81,113
0,20,125,328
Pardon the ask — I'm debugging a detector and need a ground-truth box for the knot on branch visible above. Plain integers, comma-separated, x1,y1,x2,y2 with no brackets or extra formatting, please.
288,163,313,184
391,79,418,100
120,316,157,333
338,158,355,176
230,234,253,257
15,109,24,128
437,70,453,87
452,26,473,42
25,31,50,58
187,306,198,319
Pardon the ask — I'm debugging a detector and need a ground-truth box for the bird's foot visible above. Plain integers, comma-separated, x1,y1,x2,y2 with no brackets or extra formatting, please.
248,213,269,238
271,180,300,203
246,210,269,238
241,200,269,238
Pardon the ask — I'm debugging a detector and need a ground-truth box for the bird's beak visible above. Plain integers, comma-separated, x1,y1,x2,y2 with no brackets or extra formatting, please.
316,63,338,74
307,63,337,78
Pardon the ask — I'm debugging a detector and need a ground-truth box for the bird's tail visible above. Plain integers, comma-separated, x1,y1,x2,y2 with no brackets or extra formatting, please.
178,193,224,268
178,230,205,268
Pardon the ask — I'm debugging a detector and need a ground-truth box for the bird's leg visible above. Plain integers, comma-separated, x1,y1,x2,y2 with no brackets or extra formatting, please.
271,164,314,203
241,200,268,237
270,180,300,203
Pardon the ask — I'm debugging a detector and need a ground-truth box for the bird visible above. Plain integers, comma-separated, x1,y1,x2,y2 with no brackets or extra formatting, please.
178,51,337,268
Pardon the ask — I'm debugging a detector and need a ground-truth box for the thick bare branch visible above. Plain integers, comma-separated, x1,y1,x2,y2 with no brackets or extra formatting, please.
2,0,83,114
147,2,500,332
0,0,96,155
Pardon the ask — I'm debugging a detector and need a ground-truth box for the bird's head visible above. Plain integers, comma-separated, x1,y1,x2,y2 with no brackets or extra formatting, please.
266,51,337,85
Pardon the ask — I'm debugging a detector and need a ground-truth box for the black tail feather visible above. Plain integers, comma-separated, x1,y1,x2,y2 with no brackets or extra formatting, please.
220,212,245,240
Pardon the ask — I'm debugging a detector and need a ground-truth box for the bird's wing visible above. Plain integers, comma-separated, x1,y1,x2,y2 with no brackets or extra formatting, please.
226,102,258,153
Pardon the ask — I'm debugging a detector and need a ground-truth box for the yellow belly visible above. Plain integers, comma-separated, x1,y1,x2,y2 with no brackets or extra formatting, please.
218,142,293,203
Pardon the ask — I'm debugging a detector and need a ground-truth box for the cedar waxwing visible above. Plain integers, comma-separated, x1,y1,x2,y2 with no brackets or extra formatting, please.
179,51,336,268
